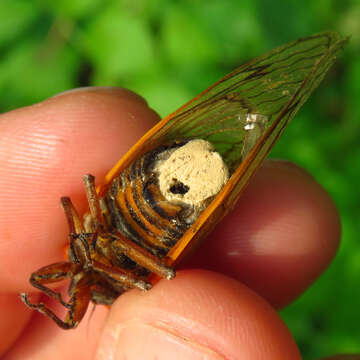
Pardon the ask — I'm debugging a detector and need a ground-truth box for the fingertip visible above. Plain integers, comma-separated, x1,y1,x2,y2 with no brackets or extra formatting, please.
96,270,301,360
50,86,150,106
239,159,341,264
185,159,341,308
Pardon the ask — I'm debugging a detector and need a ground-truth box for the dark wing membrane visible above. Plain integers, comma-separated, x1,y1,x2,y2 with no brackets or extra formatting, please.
150,32,348,173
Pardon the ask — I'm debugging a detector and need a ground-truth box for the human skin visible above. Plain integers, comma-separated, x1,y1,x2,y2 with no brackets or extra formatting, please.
0,87,354,359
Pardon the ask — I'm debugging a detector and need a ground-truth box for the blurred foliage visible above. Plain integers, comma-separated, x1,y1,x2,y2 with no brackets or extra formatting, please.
0,0,359,358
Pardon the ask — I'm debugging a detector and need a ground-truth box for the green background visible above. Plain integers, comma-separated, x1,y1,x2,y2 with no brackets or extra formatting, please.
0,0,359,358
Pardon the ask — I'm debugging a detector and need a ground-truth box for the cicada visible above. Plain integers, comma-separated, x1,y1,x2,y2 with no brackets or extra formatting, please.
21,32,348,329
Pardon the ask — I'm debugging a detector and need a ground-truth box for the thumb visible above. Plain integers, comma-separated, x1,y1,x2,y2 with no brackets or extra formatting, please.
95,270,300,360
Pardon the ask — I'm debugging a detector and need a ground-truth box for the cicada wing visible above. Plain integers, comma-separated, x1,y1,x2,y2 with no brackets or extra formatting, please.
154,32,348,171
165,32,348,265
101,32,347,195
99,32,347,265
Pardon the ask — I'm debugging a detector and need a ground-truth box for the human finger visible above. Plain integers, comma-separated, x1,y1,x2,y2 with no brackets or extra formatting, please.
0,87,160,291
0,87,159,358
184,159,341,308
96,270,301,360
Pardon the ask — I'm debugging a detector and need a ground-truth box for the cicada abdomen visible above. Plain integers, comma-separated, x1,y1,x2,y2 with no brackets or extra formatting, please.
99,139,230,276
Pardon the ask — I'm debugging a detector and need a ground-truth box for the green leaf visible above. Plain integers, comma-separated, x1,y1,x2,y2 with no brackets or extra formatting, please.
83,5,155,81
0,0,40,46
162,6,217,65
0,39,78,109
37,0,103,19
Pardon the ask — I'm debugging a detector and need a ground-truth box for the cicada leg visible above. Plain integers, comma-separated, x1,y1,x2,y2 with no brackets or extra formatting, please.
26,261,77,308
83,174,107,231
20,262,90,329
92,259,152,291
60,196,93,269
109,231,175,280
83,174,175,281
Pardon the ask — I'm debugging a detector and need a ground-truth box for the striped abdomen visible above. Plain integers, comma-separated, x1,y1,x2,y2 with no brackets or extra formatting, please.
103,144,195,258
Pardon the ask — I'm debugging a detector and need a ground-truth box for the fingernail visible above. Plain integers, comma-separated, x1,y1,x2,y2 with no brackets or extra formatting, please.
96,320,224,360
51,86,117,97
51,87,148,105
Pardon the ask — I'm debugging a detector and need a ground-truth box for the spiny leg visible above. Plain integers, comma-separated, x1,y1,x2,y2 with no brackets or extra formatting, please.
21,272,91,330
61,196,84,234
83,174,106,230
92,259,152,291
21,293,73,329
21,177,108,329
61,196,93,268
22,261,78,309
109,231,175,280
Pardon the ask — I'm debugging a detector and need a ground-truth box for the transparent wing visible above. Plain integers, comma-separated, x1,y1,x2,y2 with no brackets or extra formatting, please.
151,32,348,173
102,32,348,191
163,32,348,264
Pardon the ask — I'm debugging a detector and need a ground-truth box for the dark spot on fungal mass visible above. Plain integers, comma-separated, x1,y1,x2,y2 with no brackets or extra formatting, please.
169,179,190,195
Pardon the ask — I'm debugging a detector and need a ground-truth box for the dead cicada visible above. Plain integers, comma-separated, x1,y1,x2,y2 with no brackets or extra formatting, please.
21,32,348,329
